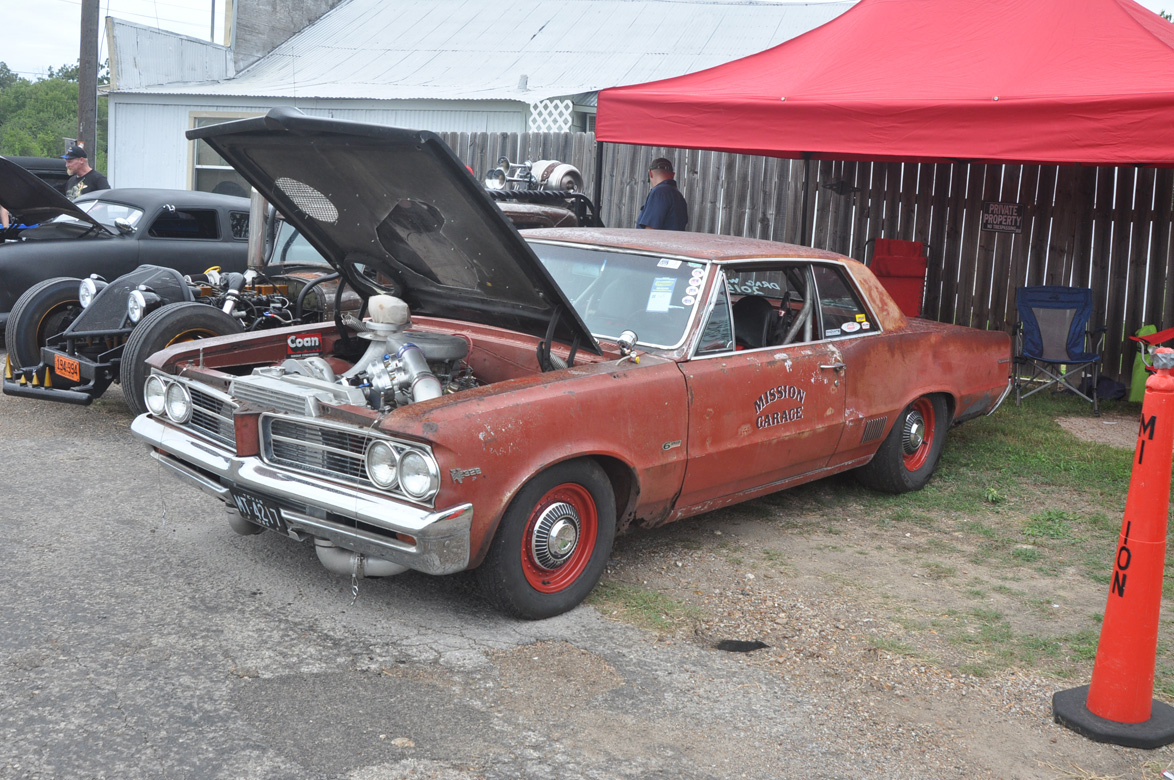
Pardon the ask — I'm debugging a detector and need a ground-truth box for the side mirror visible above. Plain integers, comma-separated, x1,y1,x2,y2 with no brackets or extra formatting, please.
114,217,136,235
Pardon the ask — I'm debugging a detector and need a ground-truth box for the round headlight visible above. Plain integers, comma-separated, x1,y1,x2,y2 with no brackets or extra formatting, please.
144,375,168,416
79,277,105,308
399,450,440,499
365,440,399,489
164,381,192,423
127,289,147,323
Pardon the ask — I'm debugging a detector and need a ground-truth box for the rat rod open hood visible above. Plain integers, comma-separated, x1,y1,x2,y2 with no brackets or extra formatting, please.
0,156,111,233
187,108,599,354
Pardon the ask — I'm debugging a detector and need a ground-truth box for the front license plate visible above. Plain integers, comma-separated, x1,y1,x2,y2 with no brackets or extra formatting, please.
54,354,80,382
230,490,288,534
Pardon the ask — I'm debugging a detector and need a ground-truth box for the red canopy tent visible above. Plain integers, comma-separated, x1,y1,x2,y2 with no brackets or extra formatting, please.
596,0,1174,166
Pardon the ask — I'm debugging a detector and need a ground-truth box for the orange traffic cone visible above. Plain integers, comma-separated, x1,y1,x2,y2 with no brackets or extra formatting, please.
1054,347,1174,748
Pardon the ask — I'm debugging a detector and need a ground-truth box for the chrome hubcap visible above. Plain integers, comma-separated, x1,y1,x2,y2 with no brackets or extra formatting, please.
902,411,926,454
531,502,580,569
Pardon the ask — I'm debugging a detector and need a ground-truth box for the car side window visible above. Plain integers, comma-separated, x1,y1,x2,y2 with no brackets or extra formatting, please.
695,280,733,355
229,211,250,240
148,209,221,240
812,265,873,338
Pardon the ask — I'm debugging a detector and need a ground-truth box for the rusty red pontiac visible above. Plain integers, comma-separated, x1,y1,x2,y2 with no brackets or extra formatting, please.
131,109,1011,619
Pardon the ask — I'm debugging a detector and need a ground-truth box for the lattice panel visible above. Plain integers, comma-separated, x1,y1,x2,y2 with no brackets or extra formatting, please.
528,100,573,132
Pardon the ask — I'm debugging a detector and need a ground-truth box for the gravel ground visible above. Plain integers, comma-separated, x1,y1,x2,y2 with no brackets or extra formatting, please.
596,496,1174,780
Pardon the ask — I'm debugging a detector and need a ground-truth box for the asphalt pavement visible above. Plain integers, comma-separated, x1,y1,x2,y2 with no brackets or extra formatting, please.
0,353,897,780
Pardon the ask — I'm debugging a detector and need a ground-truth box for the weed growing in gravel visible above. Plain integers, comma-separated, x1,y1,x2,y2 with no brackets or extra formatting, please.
585,582,699,632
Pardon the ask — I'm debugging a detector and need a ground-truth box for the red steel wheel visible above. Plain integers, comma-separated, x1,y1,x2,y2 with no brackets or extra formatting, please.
519,482,599,593
478,460,616,619
901,396,937,472
855,394,949,494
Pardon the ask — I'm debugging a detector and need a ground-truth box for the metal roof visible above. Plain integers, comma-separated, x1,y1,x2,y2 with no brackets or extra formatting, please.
120,0,854,101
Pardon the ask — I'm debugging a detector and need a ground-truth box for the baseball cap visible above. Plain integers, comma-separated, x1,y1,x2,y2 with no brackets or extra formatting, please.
62,145,87,160
649,157,674,173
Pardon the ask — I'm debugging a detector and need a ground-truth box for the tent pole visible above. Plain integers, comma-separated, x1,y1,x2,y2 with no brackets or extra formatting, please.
801,153,812,245
594,140,605,224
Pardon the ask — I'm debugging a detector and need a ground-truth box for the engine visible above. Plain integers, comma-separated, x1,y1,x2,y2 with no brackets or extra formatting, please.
229,295,479,414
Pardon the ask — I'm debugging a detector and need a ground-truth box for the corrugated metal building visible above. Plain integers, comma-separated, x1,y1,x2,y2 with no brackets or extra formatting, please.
106,0,853,190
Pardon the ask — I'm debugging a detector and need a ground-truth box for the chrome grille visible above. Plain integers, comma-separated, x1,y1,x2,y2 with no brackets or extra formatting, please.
230,374,318,416
260,415,434,505
186,386,235,446
263,416,381,488
268,418,369,481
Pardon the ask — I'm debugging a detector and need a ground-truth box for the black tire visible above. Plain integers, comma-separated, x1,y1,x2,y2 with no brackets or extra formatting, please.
476,460,617,620
120,302,242,415
855,395,949,494
5,277,84,374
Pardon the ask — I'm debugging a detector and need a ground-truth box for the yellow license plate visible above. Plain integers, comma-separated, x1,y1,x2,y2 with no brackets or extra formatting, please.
54,354,80,382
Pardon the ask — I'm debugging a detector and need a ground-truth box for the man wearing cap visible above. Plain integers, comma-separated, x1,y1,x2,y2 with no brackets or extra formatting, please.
637,157,688,231
62,145,110,200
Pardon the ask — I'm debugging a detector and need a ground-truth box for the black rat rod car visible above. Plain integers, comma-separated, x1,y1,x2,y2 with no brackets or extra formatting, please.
2,208,356,415
2,167,598,416
0,155,253,331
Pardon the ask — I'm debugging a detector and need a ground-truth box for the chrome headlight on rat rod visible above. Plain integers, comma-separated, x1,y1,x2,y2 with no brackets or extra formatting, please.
127,286,162,323
78,275,107,308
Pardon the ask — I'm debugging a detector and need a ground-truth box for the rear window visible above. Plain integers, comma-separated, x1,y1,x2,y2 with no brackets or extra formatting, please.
148,209,221,240
229,211,250,240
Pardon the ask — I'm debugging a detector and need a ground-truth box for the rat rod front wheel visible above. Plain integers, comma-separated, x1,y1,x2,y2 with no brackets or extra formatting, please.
5,277,84,374
477,460,617,620
855,394,949,494
120,302,243,416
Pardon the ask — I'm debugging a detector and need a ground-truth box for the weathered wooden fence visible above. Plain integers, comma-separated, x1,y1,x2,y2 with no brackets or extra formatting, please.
442,131,1174,384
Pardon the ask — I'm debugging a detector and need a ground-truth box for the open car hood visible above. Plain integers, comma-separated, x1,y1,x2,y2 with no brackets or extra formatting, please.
0,156,111,233
188,108,599,354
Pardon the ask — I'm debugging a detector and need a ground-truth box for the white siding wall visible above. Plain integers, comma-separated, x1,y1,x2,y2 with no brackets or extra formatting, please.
108,95,529,189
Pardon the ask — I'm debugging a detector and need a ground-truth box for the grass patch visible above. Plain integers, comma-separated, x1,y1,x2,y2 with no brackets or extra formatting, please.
870,637,921,658
586,582,699,632
1024,510,1075,541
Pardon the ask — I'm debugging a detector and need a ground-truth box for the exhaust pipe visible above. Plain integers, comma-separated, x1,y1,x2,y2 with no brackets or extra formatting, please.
313,538,408,577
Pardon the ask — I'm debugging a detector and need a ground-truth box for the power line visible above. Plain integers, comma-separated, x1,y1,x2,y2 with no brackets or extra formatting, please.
40,0,213,32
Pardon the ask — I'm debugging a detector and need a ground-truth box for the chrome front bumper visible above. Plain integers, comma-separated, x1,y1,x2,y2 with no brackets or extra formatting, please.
131,414,473,575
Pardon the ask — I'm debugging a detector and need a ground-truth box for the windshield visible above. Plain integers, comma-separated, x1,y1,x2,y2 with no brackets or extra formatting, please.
271,220,330,266
530,241,709,349
55,200,144,227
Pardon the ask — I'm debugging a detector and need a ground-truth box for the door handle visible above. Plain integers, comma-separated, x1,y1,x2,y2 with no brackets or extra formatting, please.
819,361,846,373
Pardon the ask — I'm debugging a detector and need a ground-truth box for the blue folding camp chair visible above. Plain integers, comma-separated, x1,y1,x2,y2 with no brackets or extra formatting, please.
1014,286,1107,415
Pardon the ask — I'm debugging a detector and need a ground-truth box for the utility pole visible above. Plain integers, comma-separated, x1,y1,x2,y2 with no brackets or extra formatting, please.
78,0,99,158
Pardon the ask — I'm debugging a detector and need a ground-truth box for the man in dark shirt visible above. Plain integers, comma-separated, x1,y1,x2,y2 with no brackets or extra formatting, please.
637,157,688,231
62,145,110,200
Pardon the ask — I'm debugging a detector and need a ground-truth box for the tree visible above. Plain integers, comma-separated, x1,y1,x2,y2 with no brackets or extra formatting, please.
0,60,108,173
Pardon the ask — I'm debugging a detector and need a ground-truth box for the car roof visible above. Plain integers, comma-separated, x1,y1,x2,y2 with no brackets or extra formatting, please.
74,188,251,211
524,227,909,331
522,228,850,264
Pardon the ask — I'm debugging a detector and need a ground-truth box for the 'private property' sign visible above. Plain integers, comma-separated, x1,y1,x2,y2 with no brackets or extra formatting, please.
981,201,1024,234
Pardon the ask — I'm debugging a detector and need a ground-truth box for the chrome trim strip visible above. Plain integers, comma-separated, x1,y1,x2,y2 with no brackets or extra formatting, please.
987,377,1014,417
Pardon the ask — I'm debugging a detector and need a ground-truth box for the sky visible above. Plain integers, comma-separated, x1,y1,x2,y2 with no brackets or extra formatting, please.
3,0,1173,80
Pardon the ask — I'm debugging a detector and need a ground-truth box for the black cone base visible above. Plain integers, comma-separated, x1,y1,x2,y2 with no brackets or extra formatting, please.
1053,685,1174,749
